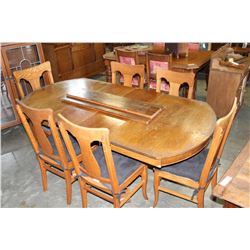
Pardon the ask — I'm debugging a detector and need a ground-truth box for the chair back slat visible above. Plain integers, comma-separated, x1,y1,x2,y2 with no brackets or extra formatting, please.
16,100,67,164
115,49,139,65
146,52,172,81
156,69,195,98
58,114,120,192
13,61,54,98
111,61,145,89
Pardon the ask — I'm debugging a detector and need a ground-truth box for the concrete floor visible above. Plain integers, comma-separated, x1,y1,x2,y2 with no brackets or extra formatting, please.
1,75,249,208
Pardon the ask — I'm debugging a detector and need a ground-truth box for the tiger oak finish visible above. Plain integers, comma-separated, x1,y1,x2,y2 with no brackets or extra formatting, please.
13,61,54,99
213,140,250,208
58,114,148,208
16,100,79,205
111,61,145,89
22,78,216,167
62,90,163,124
146,52,173,83
115,48,140,64
156,69,195,98
153,99,237,207
104,50,213,70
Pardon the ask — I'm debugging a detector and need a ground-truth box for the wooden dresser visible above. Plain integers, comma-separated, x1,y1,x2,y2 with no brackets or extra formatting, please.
207,47,250,118
42,43,105,82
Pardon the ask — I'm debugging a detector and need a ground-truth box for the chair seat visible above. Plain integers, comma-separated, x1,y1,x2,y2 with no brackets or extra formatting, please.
93,146,142,185
47,131,80,162
161,148,209,182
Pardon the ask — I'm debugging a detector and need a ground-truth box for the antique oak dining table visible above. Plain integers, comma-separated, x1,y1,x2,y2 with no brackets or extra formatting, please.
22,78,216,167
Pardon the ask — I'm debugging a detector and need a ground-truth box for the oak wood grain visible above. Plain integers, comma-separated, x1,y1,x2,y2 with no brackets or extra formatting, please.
213,140,250,208
61,96,160,124
22,78,216,167
65,90,163,119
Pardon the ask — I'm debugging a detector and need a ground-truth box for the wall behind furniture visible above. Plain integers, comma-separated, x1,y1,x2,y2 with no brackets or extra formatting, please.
42,43,105,81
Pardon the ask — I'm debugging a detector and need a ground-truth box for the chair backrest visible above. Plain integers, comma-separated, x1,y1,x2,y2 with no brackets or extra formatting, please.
57,113,120,193
13,61,54,99
199,98,237,187
146,52,172,82
115,49,139,65
15,99,68,166
156,69,195,98
111,61,145,89
188,43,200,51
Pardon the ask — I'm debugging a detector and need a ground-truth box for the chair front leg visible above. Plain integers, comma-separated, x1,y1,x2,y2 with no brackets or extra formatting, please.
113,195,121,208
141,166,148,200
79,179,88,208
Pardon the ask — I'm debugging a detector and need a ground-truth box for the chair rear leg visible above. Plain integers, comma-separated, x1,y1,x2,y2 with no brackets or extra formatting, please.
79,179,88,208
65,170,72,205
38,158,48,192
141,166,148,200
210,169,218,201
153,170,161,208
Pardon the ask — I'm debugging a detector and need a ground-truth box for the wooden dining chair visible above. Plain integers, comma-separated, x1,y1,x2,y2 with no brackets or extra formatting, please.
115,48,139,65
111,61,145,89
156,69,195,98
15,99,81,205
146,52,172,92
153,98,237,208
58,114,148,208
13,61,54,99
115,49,143,88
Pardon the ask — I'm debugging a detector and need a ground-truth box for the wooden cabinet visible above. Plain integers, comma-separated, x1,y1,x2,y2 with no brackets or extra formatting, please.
1,43,45,129
42,43,105,82
207,47,250,118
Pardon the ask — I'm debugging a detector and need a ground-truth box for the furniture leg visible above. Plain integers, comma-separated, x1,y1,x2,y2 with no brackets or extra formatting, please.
113,195,120,208
38,158,48,192
141,166,148,200
197,190,205,208
79,179,88,208
153,171,161,207
211,169,218,190
65,170,72,205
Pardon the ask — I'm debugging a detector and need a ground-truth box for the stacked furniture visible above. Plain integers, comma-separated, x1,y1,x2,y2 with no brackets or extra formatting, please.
207,45,250,118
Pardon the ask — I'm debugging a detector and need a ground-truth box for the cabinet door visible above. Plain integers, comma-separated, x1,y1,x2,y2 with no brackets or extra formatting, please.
1,43,45,129
1,60,20,129
1,43,45,98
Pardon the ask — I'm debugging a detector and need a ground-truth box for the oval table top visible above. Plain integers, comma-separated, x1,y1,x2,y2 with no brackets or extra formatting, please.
22,78,217,167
